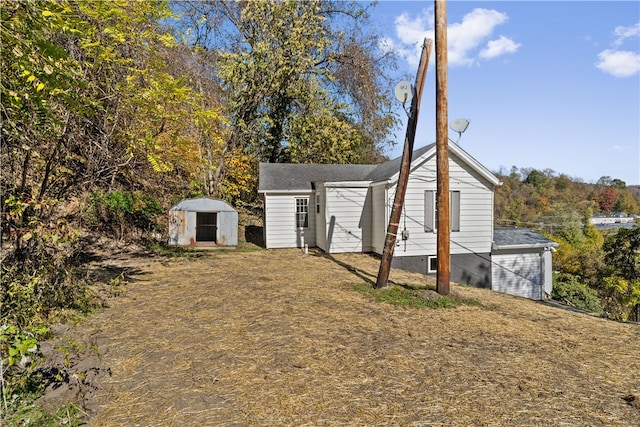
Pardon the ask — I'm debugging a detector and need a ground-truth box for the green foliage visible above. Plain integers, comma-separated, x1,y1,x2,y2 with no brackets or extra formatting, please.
602,226,640,281
551,215,604,281
596,276,640,322
1,197,95,328
551,274,603,313
597,226,640,321
524,169,548,190
353,284,480,309
85,190,163,239
0,324,48,416
3,401,84,427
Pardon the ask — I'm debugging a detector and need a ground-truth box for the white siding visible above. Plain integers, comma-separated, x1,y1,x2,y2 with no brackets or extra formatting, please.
492,251,543,300
264,193,316,249
382,154,494,257
324,186,371,253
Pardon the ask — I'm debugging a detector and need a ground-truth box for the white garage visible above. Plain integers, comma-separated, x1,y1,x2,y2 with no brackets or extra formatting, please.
491,228,558,300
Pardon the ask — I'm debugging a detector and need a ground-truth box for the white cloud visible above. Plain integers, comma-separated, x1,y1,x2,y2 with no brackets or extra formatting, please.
393,9,434,66
448,9,509,65
596,49,640,78
394,8,433,46
595,21,640,77
479,35,521,60
392,8,518,67
613,22,640,46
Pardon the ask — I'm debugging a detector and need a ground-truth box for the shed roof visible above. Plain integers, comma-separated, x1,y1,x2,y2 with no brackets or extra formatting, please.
493,228,558,250
258,163,377,192
170,198,236,212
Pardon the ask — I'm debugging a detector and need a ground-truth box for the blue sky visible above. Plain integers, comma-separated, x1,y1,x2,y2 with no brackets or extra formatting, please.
368,1,640,185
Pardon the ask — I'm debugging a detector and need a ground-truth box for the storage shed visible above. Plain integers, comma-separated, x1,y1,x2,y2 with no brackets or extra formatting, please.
491,228,558,300
168,198,238,248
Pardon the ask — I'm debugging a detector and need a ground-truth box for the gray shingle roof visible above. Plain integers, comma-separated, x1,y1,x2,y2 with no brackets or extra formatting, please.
258,163,377,192
259,144,439,192
365,143,435,182
493,228,558,249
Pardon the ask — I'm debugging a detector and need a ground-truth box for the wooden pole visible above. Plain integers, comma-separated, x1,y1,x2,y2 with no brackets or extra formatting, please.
375,38,432,289
435,0,450,295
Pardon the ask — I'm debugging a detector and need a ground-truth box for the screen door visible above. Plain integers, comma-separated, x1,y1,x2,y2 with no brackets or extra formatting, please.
196,212,217,242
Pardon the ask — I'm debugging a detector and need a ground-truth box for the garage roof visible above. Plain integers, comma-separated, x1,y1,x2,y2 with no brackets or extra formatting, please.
493,228,559,250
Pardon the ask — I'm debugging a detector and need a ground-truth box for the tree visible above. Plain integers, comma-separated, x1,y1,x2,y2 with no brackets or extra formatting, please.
603,226,640,281
524,169,548,190
598,226,640,321
597,188,618,214
613,188,640,214
174,0,398,200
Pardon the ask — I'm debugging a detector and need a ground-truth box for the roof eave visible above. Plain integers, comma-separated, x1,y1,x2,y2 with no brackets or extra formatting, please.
258,189,314,194
317,180,372,188
492,242,559,251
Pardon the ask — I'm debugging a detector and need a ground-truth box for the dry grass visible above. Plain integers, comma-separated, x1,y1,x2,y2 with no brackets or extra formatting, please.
83,248,640,426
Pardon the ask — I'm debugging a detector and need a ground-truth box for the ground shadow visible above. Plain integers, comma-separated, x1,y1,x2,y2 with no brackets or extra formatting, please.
311,251,384,286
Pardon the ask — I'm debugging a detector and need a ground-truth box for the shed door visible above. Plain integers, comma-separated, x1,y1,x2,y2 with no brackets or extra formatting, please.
492,252,542,300
196,212,217,242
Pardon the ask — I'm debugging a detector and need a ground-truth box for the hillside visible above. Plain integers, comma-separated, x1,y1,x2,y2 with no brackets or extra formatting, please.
38,248,640,426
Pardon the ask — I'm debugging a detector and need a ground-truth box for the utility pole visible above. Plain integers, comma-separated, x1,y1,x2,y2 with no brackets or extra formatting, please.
375,38,432,289
435,0,450,295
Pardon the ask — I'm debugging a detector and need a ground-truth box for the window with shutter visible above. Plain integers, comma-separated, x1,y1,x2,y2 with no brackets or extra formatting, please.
424,190,460,232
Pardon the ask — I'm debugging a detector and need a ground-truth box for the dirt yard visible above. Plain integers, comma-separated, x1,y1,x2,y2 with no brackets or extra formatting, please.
47,246,639,426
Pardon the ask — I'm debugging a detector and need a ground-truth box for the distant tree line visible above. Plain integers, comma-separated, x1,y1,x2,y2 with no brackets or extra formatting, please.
495,167,639,231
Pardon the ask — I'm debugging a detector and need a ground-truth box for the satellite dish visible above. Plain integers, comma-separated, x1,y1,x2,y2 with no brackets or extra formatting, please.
450,118,471,144
393,80,413,104
450,118,470,134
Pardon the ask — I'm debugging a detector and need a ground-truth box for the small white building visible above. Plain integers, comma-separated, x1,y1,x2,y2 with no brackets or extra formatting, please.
492,228,558,300
259,142,559,300
168,198,238,248
590,213,637,230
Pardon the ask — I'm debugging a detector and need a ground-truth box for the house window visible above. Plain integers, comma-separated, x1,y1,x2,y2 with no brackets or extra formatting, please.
296,198,309,228
316,194,320,214
425,190,460,232
428,256,437,273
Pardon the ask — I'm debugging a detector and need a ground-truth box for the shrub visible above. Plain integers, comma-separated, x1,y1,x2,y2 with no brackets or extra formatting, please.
85,190,163,239
552,273,603,313
597,276,640,322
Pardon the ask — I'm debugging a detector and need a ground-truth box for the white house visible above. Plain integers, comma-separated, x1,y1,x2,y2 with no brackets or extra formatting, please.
258,143,558,300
